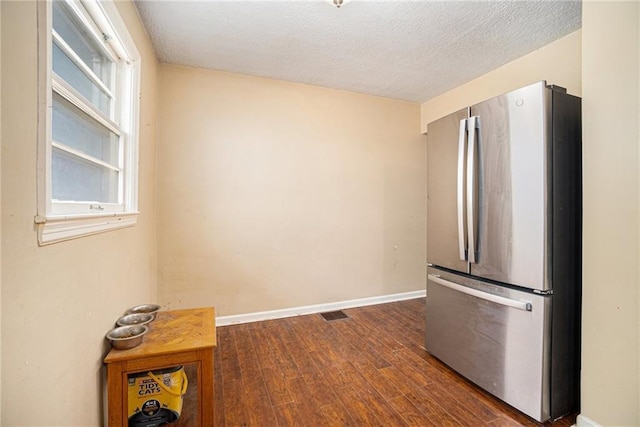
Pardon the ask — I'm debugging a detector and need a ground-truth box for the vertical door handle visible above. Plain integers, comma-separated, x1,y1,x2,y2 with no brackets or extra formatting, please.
466,116,479,263
457,119,468,261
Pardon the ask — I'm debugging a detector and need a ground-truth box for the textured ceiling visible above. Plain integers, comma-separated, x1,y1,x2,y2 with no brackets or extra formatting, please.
134,0,581,103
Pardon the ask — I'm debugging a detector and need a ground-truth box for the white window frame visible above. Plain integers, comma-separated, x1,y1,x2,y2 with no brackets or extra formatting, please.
36,0,141,245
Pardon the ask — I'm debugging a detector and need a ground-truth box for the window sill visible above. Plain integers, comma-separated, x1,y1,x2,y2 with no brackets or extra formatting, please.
35,211,139,246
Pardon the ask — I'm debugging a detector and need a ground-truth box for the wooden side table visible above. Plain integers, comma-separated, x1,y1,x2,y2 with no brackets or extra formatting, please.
104,307,216,426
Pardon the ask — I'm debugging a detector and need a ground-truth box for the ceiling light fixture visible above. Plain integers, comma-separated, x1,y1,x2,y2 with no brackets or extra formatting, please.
330,0,348,8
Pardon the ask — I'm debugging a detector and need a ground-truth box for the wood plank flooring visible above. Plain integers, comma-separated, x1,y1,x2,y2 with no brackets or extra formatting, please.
212,298,576,426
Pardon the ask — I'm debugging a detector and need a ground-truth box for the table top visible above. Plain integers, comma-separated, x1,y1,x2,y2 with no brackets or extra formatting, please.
104,307,216,363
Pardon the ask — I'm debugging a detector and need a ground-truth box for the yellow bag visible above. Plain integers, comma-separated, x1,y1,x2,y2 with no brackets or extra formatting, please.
128,366,189,427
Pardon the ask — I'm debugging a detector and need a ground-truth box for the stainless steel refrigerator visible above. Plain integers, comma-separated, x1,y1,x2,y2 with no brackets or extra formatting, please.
425,81,581,423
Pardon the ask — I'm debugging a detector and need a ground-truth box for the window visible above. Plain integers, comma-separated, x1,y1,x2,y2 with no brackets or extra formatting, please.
36,0,140,245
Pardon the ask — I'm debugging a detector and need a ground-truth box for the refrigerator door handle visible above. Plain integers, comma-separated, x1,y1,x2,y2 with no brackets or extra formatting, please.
428,274,533,312
466,116,479,263
457,118,468,261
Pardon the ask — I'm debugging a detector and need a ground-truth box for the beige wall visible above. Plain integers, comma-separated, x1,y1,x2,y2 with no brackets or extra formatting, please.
0,1,3,419
421,30,582,133
0,2,158,425
157,65,427,316
580,2,639,426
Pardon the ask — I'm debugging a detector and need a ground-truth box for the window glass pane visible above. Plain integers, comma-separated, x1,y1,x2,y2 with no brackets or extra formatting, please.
52,0,113,91
53,43,111,115
52,147,119,203
52,92,120,167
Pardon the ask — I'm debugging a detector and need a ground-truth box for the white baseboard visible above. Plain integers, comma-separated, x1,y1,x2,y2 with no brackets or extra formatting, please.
215,290,426,326
575,414,602,427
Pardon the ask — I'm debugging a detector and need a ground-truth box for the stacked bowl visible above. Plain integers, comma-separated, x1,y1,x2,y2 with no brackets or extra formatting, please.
106,304,160,350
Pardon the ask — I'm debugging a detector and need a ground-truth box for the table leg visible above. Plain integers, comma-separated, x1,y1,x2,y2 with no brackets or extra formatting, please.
199,349,215,426
107,362,124,427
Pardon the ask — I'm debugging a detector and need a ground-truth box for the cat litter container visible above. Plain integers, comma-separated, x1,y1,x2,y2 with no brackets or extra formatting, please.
128,366,188,427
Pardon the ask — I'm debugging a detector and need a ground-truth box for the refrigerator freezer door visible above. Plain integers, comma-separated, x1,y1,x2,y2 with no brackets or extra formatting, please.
469,81,551,291
427,107,470,274
426,267,551,422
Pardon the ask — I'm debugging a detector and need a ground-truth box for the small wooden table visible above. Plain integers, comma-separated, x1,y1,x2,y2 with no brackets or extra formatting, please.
104,307,216,426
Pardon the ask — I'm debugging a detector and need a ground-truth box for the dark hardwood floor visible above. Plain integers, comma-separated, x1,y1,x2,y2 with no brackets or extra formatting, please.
212,298,576,426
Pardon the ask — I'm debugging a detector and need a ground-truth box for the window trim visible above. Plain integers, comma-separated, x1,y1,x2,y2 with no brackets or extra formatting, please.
36,0,141,245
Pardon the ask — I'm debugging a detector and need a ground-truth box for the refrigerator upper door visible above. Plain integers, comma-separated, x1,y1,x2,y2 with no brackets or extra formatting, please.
427,107,470,274
469,82,551,292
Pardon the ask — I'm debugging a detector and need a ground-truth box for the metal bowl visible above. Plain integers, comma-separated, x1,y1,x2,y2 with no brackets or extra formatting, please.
106,325,149,350
116,313,154,327
125,304,161,320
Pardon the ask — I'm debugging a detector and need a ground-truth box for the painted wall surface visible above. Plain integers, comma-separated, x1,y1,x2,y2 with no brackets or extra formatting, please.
579,2,639,426
0,1,3,419
0,1,158,425
420,30,581,133
157,65,427,316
